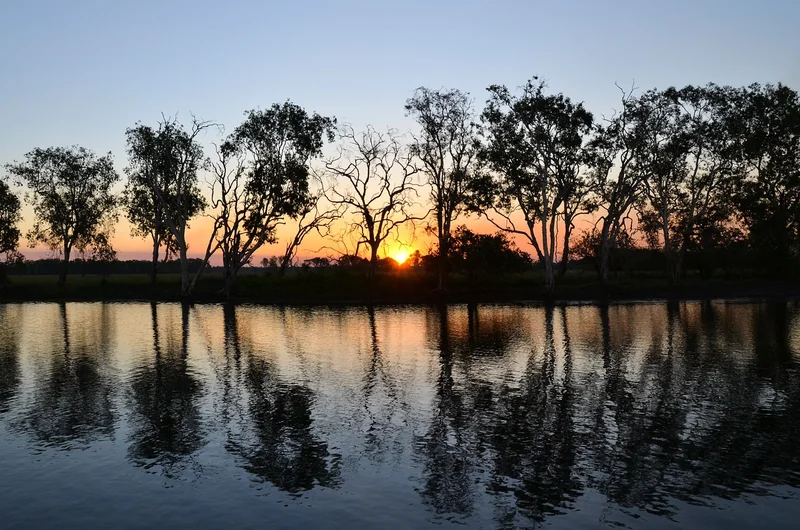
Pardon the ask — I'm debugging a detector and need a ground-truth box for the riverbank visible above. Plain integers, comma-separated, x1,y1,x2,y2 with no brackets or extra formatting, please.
3,271,800,305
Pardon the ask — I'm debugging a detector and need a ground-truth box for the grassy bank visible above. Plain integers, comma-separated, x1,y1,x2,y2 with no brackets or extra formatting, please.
3,270,800,305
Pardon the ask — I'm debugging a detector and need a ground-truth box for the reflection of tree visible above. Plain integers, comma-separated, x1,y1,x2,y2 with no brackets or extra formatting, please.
21,303,115,448
127,302,205,477
224,305,340,495
0,305,21,415
484,306,581,526
360,307,404,462
416,305,477,517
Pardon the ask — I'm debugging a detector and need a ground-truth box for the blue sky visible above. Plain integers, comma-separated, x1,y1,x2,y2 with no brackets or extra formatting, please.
1,0,798,257
1,0,797,164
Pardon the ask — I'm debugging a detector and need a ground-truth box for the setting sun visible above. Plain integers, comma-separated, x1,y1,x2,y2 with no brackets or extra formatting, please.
392,250,410,265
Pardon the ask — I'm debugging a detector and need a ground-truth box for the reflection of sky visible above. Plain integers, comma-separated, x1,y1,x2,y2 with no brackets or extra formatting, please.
2,301,800,527
1,1,798,262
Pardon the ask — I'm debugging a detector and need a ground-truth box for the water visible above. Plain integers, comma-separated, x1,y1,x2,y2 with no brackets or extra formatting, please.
1,301,799,529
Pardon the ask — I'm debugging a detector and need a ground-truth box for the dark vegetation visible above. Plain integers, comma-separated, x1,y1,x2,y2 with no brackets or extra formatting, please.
1,79,799,302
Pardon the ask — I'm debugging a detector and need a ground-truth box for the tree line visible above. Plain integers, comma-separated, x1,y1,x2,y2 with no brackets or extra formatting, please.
0,77,798,296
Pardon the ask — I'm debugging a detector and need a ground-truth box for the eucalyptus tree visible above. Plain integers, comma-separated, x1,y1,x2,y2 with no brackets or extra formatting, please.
635,85,740,282
0,179,21,261
480,77,594,291
325,125,422,279
588,87,652,284
6,146,119,286
731,83,800,276
405,87,481,290
123,168,178,284
279,176,342,276
208,102,335,296
630,88,690,280
124,117,212,295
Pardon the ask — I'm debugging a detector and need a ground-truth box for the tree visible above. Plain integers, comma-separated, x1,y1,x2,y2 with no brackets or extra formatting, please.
572,226,635,274
587,86,651,284
6,146,119,286
325,126,422,279
448,225,532,282
0,179,21,261
209,102,335,296
730,83,800,277
633,85,739,282
125,117,211,295
279,176,342,276
406,87,481,291
123,162,179,284
480,77,594,292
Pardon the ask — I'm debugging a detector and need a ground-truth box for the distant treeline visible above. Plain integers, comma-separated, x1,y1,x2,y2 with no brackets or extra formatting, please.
0,78,798,297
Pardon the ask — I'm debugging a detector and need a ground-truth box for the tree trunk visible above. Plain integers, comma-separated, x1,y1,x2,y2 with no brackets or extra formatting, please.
223,265,239,298
559,226,572,277
437,235,448,292
150,236,160,285
58,243,70,287
279,256,289,277
179,244,190,296
543,256,555,293
368,244,379,280
598,239,612,284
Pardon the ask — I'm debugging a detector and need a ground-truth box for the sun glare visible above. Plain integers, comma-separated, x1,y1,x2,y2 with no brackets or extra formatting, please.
392,251,410,265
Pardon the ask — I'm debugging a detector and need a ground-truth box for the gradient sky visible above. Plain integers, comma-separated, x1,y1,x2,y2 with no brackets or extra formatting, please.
1,0,798,262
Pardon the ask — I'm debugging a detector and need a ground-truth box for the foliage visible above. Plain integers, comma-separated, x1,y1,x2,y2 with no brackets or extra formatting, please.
210,102,336,295
124,117,210,294
406,87,481,289
480,76,594,290
0,179,21,260
447,225,532,278
730,83,800,276
6,146,119,285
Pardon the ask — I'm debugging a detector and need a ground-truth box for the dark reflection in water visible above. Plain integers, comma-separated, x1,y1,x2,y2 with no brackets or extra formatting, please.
223,304,341,494
126,303,205,477
15,303,116,449
0,305,21,414
1,300,800,529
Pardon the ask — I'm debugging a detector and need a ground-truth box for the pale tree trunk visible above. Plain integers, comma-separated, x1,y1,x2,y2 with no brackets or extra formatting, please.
179,243,190,296
598,222,614,284
559,223,573,277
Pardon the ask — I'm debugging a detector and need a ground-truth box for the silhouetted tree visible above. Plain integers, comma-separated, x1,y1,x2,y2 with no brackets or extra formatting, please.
326,126,422,278
448,225,532,282
6,146,119,286
406,87,481,291
0,179,21,261
124,117,212,295
634,85,740,282
588,87,651,283
209,102,336,296
123,158,179,284
481,77,594,291
731,83,800,276
280,176,342,276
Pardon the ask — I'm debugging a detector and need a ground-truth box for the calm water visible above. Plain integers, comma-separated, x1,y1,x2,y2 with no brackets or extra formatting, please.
1,301,799,529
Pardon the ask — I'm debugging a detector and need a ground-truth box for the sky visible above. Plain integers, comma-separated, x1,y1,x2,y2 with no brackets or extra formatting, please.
1,0,798,263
